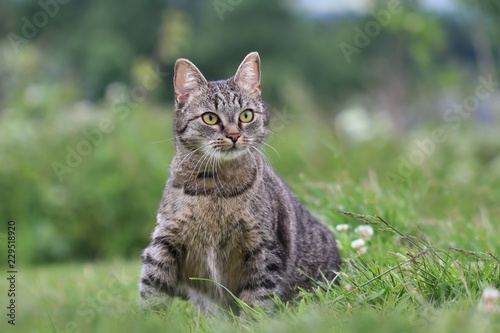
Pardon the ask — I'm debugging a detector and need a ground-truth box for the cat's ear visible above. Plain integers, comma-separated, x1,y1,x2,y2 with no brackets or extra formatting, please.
233,52,261,95
174,58,208,104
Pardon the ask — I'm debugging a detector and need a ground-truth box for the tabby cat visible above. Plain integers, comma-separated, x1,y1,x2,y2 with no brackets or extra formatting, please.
139,52,341,313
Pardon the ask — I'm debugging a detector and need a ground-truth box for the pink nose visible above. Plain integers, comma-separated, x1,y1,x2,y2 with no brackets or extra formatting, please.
226,133,241,143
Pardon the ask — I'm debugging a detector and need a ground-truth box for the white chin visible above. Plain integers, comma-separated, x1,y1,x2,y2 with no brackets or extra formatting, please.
218,148,247,161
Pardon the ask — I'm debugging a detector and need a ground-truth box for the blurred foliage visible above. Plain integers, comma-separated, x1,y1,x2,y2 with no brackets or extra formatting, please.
1,0,500,264
2,0,497,106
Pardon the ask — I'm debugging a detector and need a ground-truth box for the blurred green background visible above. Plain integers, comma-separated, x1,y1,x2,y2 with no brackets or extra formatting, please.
1,0,499,265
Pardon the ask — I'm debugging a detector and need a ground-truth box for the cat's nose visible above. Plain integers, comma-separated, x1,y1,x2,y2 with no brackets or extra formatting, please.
226,133,241,143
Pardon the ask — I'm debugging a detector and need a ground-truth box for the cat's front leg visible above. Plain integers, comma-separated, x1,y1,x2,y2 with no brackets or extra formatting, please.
138,234,182,307
237,245,293,313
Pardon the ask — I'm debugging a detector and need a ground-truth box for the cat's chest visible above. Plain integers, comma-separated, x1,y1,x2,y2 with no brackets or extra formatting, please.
162,196,259,301
169,194,254,239
164,193,261,277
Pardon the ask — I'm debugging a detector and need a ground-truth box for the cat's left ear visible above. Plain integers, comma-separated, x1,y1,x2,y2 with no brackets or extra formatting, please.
233,52,261,95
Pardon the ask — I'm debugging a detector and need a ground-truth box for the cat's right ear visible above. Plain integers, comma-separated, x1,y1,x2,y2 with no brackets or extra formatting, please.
174,59,208,104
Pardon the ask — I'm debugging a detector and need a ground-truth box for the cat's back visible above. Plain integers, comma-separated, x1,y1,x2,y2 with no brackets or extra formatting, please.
261,164,341,283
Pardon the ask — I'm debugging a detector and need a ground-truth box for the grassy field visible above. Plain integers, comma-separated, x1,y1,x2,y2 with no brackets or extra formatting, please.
2,101,500,332
4,217,500,333
4,166,500,332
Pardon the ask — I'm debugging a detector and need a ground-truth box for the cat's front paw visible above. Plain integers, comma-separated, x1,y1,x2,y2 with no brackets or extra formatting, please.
237,289,276,315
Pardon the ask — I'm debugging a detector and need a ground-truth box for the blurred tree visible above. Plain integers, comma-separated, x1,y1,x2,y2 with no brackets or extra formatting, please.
459,0,499,80
178,0,366,108
362,1,447,128
2,0,497,109
6,0,164,99
157,9,193,64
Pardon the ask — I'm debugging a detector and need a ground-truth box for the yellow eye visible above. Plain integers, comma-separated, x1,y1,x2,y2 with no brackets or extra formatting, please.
202,112,219,125
239,110,254,123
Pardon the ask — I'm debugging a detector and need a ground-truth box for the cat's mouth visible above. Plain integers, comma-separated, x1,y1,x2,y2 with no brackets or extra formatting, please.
202,139,249,161
218,145,248,160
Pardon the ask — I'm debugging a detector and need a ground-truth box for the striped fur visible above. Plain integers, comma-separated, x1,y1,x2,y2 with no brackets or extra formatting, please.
139,52,341,314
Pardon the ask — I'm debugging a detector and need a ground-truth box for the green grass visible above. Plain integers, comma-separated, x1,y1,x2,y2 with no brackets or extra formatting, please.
4,222,500,332
4,178,500,332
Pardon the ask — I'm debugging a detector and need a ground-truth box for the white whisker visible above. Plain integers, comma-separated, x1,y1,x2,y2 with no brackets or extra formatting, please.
177,142,213,169
266,129,283,139
150,137,176,144
193,150,212,194
252,146,274,169
261,142,280,159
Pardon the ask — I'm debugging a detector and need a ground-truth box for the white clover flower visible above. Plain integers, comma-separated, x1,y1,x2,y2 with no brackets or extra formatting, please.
334,107,373,142
479,287,500,313
482,287,500,302
351,239,365,250
335,224,350,232
355,225,374,240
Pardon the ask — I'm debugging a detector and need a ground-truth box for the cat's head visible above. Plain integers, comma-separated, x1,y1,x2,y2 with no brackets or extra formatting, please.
172,52,268,162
